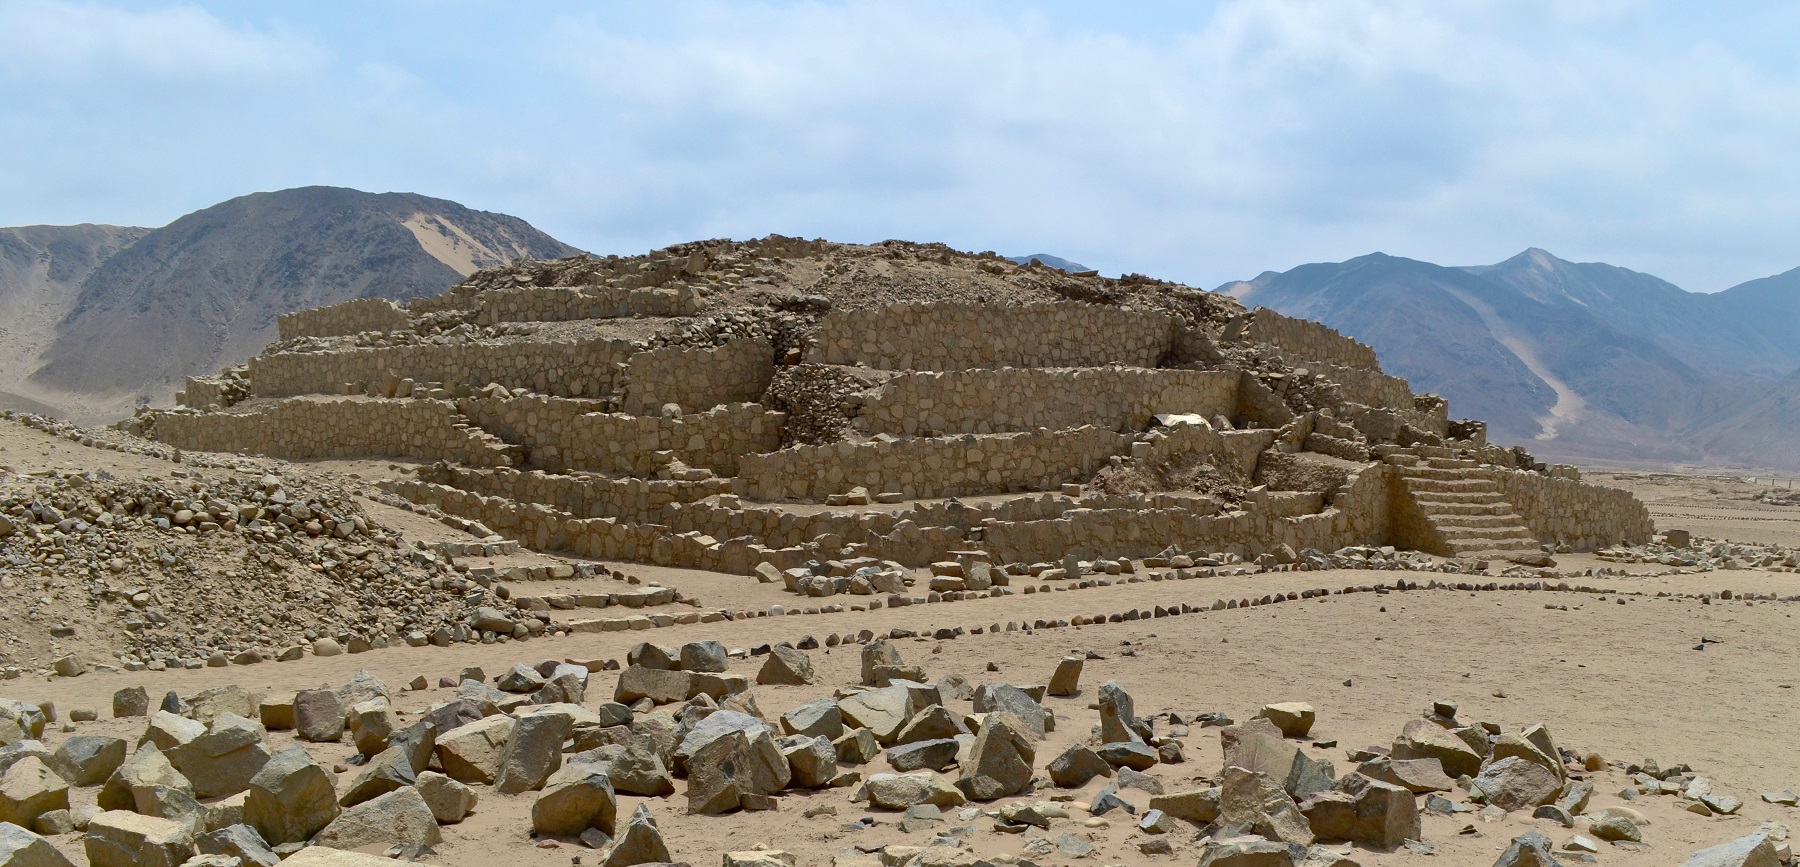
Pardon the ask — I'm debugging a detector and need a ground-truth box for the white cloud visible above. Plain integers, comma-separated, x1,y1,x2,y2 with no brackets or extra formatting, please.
2,0,1799,291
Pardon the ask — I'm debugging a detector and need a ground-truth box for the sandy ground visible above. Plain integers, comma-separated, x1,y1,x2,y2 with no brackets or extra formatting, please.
5,424,1799,865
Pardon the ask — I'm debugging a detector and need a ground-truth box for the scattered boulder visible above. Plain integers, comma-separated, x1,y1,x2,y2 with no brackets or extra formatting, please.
680,641,729,673
1392,718,1482,778
1218,766,1314,845
196,824,278,867
339,746,415,808
1492,830,1562,867
602,803,670,867
1683,834,1779,867
414,771,478,824
958,712,1036,801
311,786,441,851
1047,656,1083,697
347,699,396,757
0,823,74,867
292,691,346,743
0,756,69,831
685,729,791,815
1194,839,1308,866
1256,703,1316,739
1048,744,1112,788
497,664,547,694
837,687,913,744
1471,756,1561,812
1301,774,1418,849
865,772,967,810
756,646,816,686
1099,680,1149,744
243,745,340,846
82,811,194,867
435,715,517,785
579,742,674,797
167,713,272,799
971,684,1047,739
1356,756,1453,793
779,698,842,740
614,666,694,705
112,688,150,720
1149,787,1222,825
50,735,127,786
781,735,839,788
532,762,618,837
494,711,573,794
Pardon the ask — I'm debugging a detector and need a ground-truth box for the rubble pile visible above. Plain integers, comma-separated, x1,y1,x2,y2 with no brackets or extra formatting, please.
0,462,542,673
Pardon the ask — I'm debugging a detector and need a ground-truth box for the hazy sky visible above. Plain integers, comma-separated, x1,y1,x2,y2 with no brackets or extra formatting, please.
3,0,1797,291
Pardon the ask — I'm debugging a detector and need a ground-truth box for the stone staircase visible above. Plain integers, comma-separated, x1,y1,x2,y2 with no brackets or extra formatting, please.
1391,457,1548,564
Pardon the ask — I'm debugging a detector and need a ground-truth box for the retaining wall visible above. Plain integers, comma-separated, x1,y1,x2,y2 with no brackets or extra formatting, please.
858,368,1240,435
277,299,412,341
619,338,775,415
736,426,1132,501
458,397,782,475
248,338,634,399
147,398,515,466
176,377,228,410
1490,470,1654,550
1246,308,1380,371
467,286,703,325
807,301,1178,370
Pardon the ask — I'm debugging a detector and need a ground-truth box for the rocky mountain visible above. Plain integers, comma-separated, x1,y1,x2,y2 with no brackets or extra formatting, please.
3,187,579,423
0,224,150,416
1226,249,1800,471
1006,253,1091,273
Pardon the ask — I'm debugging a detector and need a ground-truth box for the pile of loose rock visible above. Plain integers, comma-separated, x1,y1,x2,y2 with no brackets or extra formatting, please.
0,463,540,673
1596,534,1800,572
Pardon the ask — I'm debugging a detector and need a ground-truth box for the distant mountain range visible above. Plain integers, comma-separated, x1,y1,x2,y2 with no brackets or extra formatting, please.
1224,249,1800,471
0,187,578,423
1006,253,1092,273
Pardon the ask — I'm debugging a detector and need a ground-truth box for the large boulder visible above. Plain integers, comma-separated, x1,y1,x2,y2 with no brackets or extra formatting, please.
311,786,442,851
672,711,780,774
167,713,272,799
779,698,842,740
757,646,816,686
0,701,47,741
196,824,278,867
971,684,1046,739
339,746,416,807
957,712,1035,801
82,811,194,867
860,640,903,686
779,735,838,789
614,666,695,705
1047,656,1083,697
685,730,792,815
139,712,204,753
277,849,406,867
576,742,674,797
1683,834,1779,867
496,664,545,694
49,736,127,787
347,699,396,757
531,762,616,837
435,715,516,785
680,641,729,673
1218,766,1313,845
0,756,68,831
0,823,73,867
1391,718,1482,778
333,671,389,710
1471,756,1561,812
1048,744,1112,788
494,712,572,794
865,772,966,810
243,745,340,846
602,803,670,867
96,743,191,814
1194,840,1308,866
893,705,968,745
627,643,680,670
1098,681,1148,744
292,691,346,743
1356,757,1453,793
837,687,913,744
186,687,257,728
1300,774,1418,849
1255,703,1316,739
1149,787,1222,825
112,688,151,720
414,771,478,824
1491,830,1563,867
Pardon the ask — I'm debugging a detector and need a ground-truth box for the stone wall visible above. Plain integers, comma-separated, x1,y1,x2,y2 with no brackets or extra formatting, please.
249,338,634,399
737,426,1131,501
175,377,228,409
1491,470,1655,550
1304,360,1413,410
465,286,703,325
857,368,1241,435
415,465,730,525
458,396,782,475
277,299,411,341
1245,308,1381,371
619,338,775,415
806,301,1178,370
147,398,516,466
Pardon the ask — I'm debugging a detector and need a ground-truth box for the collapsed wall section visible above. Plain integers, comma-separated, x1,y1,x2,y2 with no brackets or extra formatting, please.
277,299,412,341
807,301,1178,370
248,338,634,399
857,368,1240,435
458,396,782,475
147,398,516,466
463,286,702,325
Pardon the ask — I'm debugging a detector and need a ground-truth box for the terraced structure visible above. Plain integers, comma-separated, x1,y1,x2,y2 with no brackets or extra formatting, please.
130,237,1654,590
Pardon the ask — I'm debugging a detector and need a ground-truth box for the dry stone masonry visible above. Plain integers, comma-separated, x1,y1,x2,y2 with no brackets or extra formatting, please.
131,236,1654,585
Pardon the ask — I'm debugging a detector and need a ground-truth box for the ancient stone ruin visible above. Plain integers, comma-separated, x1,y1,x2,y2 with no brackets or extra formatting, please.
132,236,1653,583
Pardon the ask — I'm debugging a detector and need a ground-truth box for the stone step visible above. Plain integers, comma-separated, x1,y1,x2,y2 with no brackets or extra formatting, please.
1424,513,1529,530
1395,466,1490,482
1400,477,1499,493
1408,491,1507,506
1410,500,1514,516
1437,525,1536,542
1424,457,1480,469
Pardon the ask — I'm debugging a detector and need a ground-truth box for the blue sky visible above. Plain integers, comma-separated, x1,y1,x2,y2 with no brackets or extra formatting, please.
3,0,1798,291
